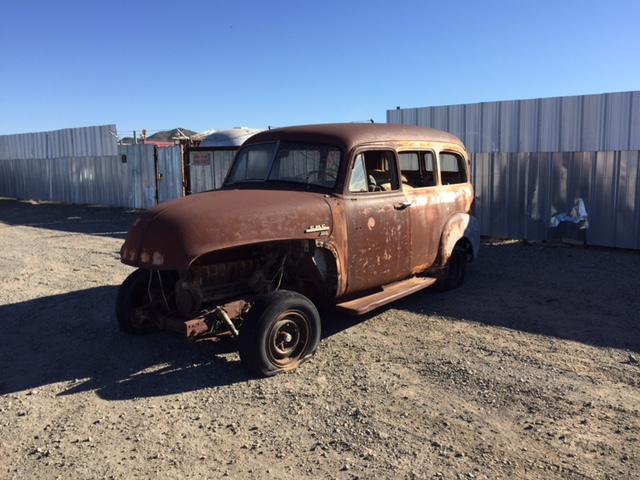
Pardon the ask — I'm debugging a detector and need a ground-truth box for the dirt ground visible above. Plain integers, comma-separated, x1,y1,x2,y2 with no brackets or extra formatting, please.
0,198,639,480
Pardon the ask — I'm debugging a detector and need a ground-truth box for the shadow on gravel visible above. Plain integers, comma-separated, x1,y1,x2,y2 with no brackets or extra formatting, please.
0,199,140,240
0,287,377,400
0,286,254,400
394,242,640,355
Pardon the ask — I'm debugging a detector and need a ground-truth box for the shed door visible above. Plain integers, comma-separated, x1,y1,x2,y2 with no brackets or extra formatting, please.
156,145,185,204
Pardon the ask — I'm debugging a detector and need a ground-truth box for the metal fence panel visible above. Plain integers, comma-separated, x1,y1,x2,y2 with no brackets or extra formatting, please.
582,95,604,152
607,94,631,151
499,101,519,153
471,151,640,249
188,149,236,193
0,125,118,160
2,126,640,250
524,152,552,240
0,158,50,200
389,91,640,153
590,151,618,247
613,151,640,249
157,145,184,203
117,144,157,210
0,144,159,209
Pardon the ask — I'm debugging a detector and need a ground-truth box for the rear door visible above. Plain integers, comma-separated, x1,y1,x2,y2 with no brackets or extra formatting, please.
398,150,441,269
399,148,472,270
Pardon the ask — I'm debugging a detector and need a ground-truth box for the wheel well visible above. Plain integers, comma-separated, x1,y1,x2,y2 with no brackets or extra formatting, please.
436,213,479,267
456,237,475,261
183,240,338,311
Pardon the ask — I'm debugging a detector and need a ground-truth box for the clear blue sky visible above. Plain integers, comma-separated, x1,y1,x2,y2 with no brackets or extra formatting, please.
1,0,639,137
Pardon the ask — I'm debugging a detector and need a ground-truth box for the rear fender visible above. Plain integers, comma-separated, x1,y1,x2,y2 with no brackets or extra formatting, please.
437,213,480,265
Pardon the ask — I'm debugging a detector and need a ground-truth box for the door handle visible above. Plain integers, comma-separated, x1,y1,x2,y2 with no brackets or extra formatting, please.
394,202,412,210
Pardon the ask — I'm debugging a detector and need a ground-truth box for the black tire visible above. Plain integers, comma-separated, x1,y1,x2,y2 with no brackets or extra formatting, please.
239,290,321,377
434,246,467,292
115,268,177,334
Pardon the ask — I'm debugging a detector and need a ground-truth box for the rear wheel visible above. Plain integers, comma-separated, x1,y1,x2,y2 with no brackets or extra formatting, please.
239,291,321,377
115,269,177,334
434,246,467,292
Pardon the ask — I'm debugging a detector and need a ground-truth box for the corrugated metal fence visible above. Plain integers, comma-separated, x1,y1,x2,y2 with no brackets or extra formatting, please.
186,148,236,193
0,125,184,210
390,91,640,249
471,151,640,250
0,125,119,159
2,119,640,250
388,91,640,153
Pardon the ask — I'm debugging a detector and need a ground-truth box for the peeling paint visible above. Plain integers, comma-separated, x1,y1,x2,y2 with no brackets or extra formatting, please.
152,251,164,265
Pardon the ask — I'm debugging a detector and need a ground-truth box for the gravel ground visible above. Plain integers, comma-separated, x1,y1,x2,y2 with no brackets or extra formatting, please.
1,198,639,480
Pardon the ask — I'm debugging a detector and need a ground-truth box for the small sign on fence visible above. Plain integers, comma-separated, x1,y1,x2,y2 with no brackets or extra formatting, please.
190,152,211,166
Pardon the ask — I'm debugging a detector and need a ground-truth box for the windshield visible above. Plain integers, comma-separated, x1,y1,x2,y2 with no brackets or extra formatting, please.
226,141,342,189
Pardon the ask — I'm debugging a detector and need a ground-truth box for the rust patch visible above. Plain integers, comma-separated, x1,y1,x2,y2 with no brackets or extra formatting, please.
152,251,164,266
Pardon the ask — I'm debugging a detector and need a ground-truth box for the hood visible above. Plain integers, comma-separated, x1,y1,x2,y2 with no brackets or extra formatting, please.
121,189,333,270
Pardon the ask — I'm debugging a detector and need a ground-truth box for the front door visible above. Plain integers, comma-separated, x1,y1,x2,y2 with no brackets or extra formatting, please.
344,150,411,294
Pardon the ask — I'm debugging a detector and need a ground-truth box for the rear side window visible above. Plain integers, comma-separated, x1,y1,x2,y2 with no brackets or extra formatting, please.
439,152,467,185
398,151,437,188
423,152,436,186
399,153,420,187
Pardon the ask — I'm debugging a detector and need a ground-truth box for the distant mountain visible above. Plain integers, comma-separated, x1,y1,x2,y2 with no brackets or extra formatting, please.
120,128,197,144
147,128,197,142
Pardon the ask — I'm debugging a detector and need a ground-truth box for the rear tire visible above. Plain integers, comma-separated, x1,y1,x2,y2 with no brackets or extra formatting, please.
239,291,321,377
434,246,467,292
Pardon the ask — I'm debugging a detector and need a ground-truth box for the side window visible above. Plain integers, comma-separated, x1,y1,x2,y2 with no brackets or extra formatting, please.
399,153,420,188
399,152,419,170
398,151,437,188
423,152,437,187
349,154,368,193
439,152,467,185
350,150,399,192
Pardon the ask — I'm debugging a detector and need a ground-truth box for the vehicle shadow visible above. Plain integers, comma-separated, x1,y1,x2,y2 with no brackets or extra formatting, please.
0,198,140,240
392,242,640,355
0,283,380,401
0,286,253,400
318,242,640,356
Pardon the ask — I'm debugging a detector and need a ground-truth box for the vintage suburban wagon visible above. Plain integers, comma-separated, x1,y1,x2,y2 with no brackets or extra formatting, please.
117,123,480,377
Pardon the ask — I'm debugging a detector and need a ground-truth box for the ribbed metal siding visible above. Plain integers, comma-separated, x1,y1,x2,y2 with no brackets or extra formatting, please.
471,151,640,249
157,145,184,203
117,145,158,209
189,149,236,193
0,158,50,201
389,91,640,153
0,141,183,210
0,125,118,160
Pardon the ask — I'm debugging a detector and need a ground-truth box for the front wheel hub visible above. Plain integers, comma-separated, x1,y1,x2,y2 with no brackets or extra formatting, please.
269,314,307,363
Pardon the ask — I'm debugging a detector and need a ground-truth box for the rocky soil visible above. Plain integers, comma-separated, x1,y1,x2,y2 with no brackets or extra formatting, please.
1,198,639,480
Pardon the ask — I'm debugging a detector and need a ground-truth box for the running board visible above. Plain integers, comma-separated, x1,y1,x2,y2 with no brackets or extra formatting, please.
335,276,437,315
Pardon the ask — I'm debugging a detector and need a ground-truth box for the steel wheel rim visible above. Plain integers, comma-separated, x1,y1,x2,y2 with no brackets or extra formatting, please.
266,310,311,369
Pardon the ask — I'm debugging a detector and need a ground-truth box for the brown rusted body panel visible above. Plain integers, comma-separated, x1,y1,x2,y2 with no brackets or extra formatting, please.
121,189,333,270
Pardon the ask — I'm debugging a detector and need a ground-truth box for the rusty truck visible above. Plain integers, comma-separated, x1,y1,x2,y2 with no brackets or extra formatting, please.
117,123,480,377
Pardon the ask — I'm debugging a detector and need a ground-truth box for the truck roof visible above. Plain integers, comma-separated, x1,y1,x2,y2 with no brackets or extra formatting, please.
243,123,465,151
